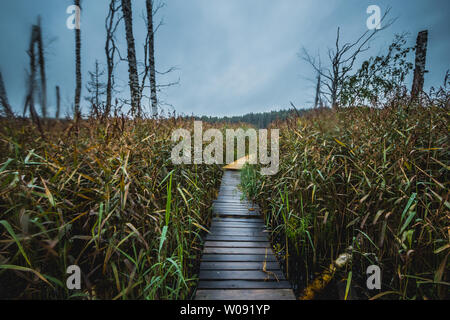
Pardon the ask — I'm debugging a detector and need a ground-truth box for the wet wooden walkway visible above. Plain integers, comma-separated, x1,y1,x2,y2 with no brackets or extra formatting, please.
195,170,295,300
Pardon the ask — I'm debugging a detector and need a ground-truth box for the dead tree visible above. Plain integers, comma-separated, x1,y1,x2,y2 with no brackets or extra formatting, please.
301,9,394,109
74,0,82,120
55,85,60,119
105,0,121,117
0,70,14,118
411,30,428,101
139,1,178,116
36,17,47,118
85,60,106,116
121,0,141,117
146,0,158,117
20,18,47,120
314,72,322,108
24,25,44,135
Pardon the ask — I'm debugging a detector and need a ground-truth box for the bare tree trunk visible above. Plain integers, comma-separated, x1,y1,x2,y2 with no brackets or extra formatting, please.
314,72,321,109
55,85,60,119
411,30,428,101
105,0,119,117
330,36,340,110
74,0,82,120
121,0,141,117
0,70,14,118
94,60,100,108
25,25,44,136
36,17,47,118
146,0,158,117
27,27,38,121
331,81,338,109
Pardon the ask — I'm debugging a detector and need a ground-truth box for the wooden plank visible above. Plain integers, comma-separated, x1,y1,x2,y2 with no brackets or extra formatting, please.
218,194,242,196
204,241,270,248
200,261,280,270
213,205,254,209
212,207,260,216
209,223,264,228
203,247,272,255
213,200,253,204
213,205,252,209
209,226,264,231
218,192,244,196
214,200,257,205
205,235,268,242
213,214,260,218
213,201,255,205
213,211,259,216
209,227,267,234
209,226,266,232
195,289,296,300
216,192,243,194
214,211,251,214
212,215,259,219
206,234,266,240
213,206,253,210
218,191,243,194
215,206,254,210
214,197,245,199
210,221,264,226
210,224,264,228
212,205,255,213
199,270,285,281
211,223,264,228
213,210,257,214
213,218,261,221
208,230,266,237
201,254,277,262
212,210,259,215
198,280,291,289
215,195,245,198
215,194,246,197
212,217,263,223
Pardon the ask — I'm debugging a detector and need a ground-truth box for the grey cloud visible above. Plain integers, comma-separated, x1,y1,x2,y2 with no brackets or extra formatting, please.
0,0,448,117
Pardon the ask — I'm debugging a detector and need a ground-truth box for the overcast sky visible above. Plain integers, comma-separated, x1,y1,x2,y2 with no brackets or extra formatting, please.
0,0,448,117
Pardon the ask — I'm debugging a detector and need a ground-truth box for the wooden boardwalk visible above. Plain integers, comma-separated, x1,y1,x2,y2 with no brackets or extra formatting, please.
195,170,296,300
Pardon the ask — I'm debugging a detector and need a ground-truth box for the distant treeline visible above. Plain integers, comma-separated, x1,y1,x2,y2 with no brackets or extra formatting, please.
194,108,309,128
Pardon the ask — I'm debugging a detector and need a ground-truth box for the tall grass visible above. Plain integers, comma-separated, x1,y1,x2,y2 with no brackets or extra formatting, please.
241,103,449,299
0,117,222,299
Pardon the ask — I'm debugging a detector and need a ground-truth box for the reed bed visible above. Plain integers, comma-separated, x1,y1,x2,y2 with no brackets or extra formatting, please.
241,103,449,299
0,117,222,299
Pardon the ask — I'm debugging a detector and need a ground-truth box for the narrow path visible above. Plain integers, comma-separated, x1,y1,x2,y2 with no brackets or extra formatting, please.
195,170,296,300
